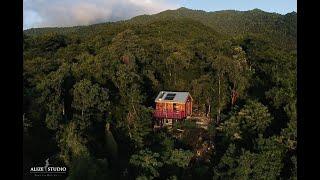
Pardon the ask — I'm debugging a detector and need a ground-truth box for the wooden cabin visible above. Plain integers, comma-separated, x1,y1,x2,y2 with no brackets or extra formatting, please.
153,91,193,121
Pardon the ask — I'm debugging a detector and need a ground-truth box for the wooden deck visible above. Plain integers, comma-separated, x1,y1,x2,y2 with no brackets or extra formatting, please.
153,110,186,119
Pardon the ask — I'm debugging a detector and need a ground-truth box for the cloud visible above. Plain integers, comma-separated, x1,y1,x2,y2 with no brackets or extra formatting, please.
23,0,179,29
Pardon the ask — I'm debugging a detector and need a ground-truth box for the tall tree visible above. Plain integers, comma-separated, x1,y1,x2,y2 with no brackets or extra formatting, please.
37,63,72,130
71,79,110,131
130,150,163,179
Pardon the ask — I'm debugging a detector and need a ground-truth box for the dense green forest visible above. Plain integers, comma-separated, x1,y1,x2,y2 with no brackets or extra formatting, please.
23,8,297,179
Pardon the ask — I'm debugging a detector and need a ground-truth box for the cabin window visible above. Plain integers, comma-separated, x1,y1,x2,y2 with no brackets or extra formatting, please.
173,103,177,111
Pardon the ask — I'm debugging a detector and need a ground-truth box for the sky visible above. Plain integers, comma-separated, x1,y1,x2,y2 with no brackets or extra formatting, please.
23,0,297,30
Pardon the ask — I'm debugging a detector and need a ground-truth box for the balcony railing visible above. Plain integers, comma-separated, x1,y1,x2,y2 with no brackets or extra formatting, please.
153,110,186,119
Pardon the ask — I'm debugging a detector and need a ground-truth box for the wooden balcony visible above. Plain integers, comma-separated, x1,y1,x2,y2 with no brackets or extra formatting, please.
153,110,186,119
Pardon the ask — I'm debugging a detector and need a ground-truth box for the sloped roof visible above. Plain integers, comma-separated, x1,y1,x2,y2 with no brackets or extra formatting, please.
155,91,192,103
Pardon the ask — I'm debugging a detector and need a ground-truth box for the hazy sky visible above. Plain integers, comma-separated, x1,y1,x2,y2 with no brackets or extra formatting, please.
23,0,297,30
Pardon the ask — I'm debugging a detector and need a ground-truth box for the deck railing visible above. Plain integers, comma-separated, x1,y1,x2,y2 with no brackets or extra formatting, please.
153,110,186,119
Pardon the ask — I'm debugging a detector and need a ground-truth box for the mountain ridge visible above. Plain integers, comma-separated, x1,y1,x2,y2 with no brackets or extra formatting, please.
24,7,296,50
24,7,296,32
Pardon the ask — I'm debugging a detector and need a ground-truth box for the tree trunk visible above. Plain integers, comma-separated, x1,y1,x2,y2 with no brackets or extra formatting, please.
206,99,211,118
81,109,84,120
231,82,238,107
217,73,221,124
207,104,211,118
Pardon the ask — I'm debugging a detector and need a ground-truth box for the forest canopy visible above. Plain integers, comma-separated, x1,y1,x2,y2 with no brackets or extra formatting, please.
23,8,296,180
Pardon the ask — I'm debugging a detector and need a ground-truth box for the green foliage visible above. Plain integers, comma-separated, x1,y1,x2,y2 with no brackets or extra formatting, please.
173,120,197,130
23,7,296,180
72,79,110,130
36,63,72,130
248,137,285,179
167,175,178,180
23,57,59,87
190,75,214,112
164,149,193,168
127,107,153,149
214,143,238,178
58,121,89,166
215,136,285,179
130,150,163,179
136,176,148,180
68,156,112,180
105,123,119,161
221,100,272,141
128,8,296,50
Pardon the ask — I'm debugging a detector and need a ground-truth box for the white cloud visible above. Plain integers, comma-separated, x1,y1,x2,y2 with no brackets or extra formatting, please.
23,0,179,29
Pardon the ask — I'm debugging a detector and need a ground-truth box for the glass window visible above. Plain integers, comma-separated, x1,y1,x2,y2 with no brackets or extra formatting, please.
173,103,177,111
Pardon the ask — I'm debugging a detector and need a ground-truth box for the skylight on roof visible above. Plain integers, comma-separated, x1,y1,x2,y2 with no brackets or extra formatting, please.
164,93,176,100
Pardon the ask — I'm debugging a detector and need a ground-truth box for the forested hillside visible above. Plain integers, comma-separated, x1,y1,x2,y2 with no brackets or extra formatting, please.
129,8,296,50
23,8,297,180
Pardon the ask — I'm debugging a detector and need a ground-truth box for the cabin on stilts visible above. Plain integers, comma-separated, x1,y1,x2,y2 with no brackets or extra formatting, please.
153,91,193,127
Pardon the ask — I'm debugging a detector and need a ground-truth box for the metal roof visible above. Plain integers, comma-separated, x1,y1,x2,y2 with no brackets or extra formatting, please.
155,91,192,103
